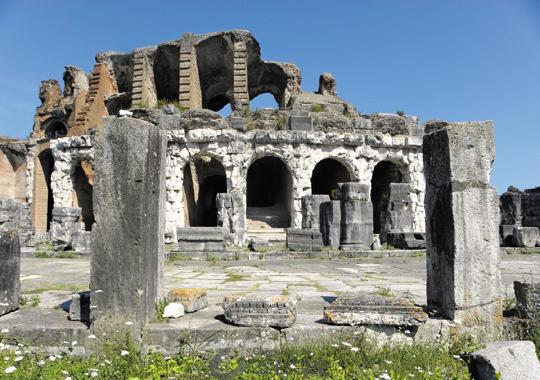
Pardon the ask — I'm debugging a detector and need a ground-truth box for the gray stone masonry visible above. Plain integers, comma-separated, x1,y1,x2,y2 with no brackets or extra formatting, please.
513,226,540,248
386,232,425,249
500,189,522,226
177,227,225,252
0,199,32,246
49,207,81,251
323,294,428,326
301,194,330,230
470,341,540,380
523,187,540,228
339,183,373,250
424,121,502,326
222,295,297,328
383,183,415,242
286,228,323,251
500,225,514,246
0,228,20,316
90,117,166,328
514,281,540,318
320,200,341,249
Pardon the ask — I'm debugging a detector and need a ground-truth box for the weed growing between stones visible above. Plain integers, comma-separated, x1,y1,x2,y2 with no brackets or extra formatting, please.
153,297,169,322
0,332,473,379
375,286,394,298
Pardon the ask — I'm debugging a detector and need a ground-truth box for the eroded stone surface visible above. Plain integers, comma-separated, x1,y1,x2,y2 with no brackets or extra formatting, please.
513,227,540,248
168,288,208,313
514,281,540,318
222,295,297,328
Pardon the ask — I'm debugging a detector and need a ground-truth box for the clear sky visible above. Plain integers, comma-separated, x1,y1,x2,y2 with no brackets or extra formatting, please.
0,0,538,192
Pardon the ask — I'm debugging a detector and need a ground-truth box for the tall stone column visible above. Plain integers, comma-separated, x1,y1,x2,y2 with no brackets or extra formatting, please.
339,183,373,250
0,229,20,316
90,118,166,328
423,121,502,326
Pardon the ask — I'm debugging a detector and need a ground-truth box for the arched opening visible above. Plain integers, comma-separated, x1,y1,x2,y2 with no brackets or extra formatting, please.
311,158,351,200
72,162,94,231
249,92,280,110
183,156,227,227
371,161,403,237
0,150,26,200
44,120,67,139
247,156,292,228
33,148,54,232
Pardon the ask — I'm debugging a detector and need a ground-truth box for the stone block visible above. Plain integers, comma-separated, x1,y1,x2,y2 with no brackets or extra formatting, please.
72,230,91,254
289,110,313,131
523,188,540,228
386,232,426,249
323,294,428,326
177,227,225,252
339,183,373,250
514,281,540,318
499,225,514,246
163,303,184,319
0,229,20,316
68,291,90,322
513,227,539,248
384,183,415,238
470,341,540,380
222,295,297,328
90,117,166,327
168,288,208,313
301,194,330,230
500,190,522,226
230,117,246,132
286,228,323,251
320,200,341,249
49,207,81,251
248,237,269,252
424,121,501,325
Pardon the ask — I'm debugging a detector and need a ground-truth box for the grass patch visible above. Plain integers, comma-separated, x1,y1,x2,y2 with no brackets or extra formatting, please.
310,104,325,112
374,286,395,298
0,332,473,379
19,295,40,307
224,273,247,283
22,283,84,295
157,98,187,112
153,297,169,322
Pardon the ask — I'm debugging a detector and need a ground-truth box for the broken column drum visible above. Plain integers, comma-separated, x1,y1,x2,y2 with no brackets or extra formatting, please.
423,121,502,325
90,118,166,327
339,183,373,250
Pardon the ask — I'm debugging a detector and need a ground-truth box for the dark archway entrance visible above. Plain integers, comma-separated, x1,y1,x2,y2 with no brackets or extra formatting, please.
73,163,94,231
183,156,227,227
44,120,67,139
34,148,54,231
311,158,351,199
247,156,292,228
371,161,403,237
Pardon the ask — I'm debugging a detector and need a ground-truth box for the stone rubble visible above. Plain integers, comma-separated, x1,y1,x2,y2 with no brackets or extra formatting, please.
167,288,208,313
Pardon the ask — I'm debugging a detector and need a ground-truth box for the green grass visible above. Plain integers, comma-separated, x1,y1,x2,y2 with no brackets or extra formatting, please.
22,283,84,295
224,273,247,283
374,286,395,298
0,332,473,379
310,104,325,112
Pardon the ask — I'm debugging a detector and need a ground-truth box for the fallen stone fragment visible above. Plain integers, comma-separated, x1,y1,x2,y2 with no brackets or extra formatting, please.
163,302,184,319
323,294,428,326
513,227,540,248
167,288,208,313
68,291,90,322
514,281,540,318
470,341,540,380
222,295,297,328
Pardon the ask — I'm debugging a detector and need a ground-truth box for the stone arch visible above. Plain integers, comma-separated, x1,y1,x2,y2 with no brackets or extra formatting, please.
43,119,68,139
246,155,293,228
370,160,406,236
311,157,353,199
182,155,227,226
71,160,94,231
0,149,26,200
33,147,54,232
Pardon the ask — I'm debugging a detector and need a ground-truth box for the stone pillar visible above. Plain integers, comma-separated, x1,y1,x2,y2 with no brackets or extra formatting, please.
321,200,341,249
49,207,81,250
131,48,158,109
90,117,166,328
0,229,20,316
339,183,373,250
301,195,330,230
232,41,249,111
423,121,502,326
500,188,522,226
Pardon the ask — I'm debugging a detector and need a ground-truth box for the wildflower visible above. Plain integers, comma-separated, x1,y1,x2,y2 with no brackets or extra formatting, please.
310,352,314,356
37,360,46,366
90,371,98,378
290,364,296,369
125,321,133,326
49,355,56,362
331,344,339,348
88,335,97,339
14,356,23,362
61,370,69,375
120,350,129,356
1,329,9,333
380,373,391,380
104,359,112,364
65,377,72,380
351,347,359,352
384,360,392,364
4,366,16,374
341,342,352,347
71,341,78,346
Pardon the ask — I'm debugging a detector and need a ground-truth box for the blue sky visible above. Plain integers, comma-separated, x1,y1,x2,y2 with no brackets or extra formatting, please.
0,0,538,192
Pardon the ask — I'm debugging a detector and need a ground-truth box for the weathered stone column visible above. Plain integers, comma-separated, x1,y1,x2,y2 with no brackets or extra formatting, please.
301,195,330,230
339,183,373,250
320,200,341,249
423,121,502,326
0,229,20,316
90,118,166,328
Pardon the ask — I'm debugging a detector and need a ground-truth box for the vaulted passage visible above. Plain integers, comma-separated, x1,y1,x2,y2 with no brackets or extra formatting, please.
44,120,67,139
33,148,54,231
311,158,351,199
183,156,227,226
371,161,403,236
72,162,94,231
247,156,292,228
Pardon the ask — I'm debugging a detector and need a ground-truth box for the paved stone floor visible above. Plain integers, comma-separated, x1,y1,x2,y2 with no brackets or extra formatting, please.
19,254,540,313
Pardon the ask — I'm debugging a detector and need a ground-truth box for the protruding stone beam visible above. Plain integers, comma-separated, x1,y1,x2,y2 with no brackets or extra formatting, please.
178,44,202,110
90,117,166,328
0,228,20,317
423,120,502,326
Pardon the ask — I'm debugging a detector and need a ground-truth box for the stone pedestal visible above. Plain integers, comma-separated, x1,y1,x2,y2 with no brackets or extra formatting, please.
339,183,373,250
49,207,81,250
320,200,341,249
424,121,502,326
301,194,329,230
90,118,166,328
383,183,415,242
0,229,20,316
286,228,323,251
